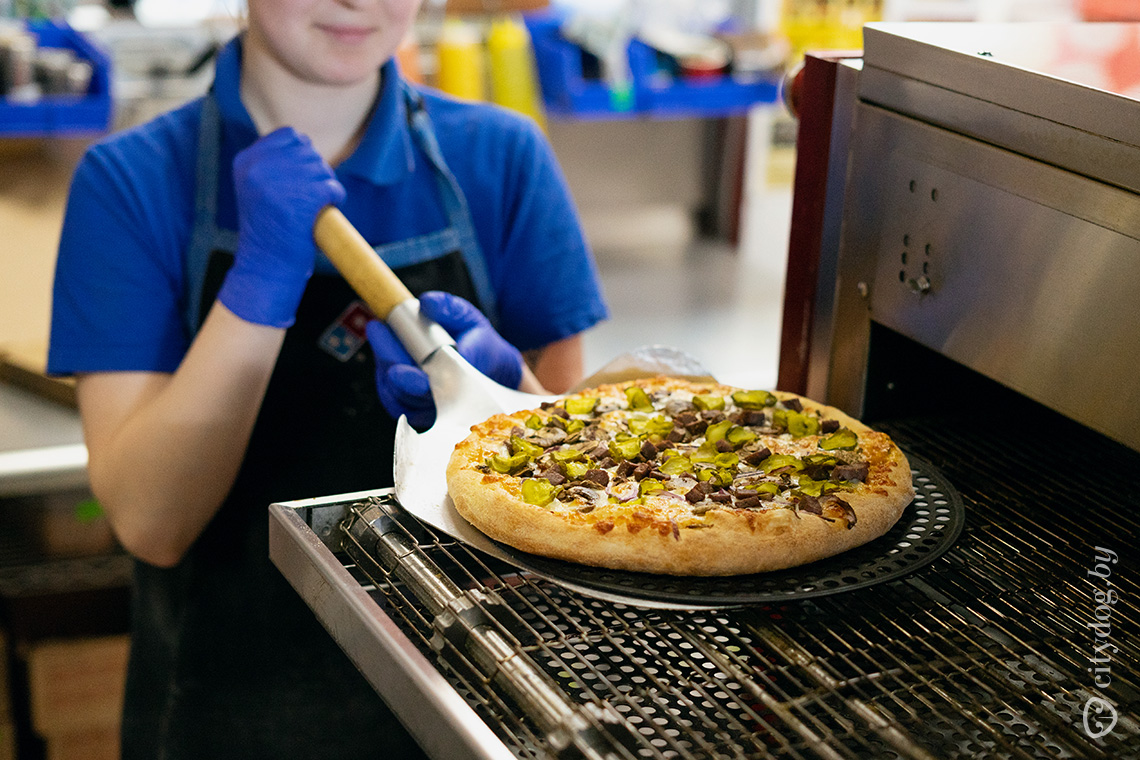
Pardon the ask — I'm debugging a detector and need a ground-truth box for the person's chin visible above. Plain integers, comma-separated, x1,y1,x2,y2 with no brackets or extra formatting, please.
322,62,386,87
302,50,387,86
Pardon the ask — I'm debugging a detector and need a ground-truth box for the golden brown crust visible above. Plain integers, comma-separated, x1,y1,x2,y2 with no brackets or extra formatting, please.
447,377,914,576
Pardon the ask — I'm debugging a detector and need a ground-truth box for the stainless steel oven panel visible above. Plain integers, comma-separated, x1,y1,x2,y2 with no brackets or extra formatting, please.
857,64,1140,197
860,23,1140,195
804,58,865,405
830,102,1140,450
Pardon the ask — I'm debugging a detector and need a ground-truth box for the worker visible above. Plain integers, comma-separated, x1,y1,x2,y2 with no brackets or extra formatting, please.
47,1,608,757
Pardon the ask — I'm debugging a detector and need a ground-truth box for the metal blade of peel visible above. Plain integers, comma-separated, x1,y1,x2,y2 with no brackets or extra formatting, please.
312,207,556,548
393,341,558,549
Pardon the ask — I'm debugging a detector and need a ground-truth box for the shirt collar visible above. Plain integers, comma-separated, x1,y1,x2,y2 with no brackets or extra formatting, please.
337,58,416,185
211,36,415,186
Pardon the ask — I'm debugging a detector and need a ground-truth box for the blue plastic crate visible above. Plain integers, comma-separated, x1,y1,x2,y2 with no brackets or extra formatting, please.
0,19,113,136
524,10,637,119
630,41,779,118
524,10,779,120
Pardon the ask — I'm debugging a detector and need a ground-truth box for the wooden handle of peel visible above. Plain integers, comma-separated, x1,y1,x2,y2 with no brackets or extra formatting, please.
313,206,412,320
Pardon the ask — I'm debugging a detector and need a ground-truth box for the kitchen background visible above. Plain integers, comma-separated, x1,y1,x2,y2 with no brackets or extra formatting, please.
0,0,1131,758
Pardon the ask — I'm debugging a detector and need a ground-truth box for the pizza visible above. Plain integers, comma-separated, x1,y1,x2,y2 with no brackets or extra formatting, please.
446,377,914,576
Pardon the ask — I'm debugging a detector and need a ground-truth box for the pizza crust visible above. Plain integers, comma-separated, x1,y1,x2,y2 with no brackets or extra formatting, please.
447,378,914,576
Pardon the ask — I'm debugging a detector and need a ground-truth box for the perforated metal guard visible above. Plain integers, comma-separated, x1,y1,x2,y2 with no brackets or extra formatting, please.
485,454,963,607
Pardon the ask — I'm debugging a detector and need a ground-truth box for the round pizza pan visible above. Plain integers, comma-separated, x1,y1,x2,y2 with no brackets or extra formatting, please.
486,454,965,609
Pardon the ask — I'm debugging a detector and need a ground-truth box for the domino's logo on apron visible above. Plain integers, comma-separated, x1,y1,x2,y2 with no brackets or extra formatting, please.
318,300,375,361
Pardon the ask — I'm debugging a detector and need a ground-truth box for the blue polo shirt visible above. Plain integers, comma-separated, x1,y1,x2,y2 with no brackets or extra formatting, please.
49,37,607,375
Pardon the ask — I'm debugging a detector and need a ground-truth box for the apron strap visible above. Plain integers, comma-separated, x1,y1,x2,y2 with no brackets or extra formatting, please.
183,94,238,338
398,82,499,326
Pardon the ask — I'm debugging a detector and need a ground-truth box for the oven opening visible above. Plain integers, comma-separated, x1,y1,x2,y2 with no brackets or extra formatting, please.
861,323,1040,425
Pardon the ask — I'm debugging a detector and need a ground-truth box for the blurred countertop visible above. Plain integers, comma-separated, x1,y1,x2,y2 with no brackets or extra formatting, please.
0,350,86,497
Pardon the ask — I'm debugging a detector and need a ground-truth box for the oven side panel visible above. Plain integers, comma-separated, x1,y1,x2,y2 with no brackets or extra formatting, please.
779,54,862,397
828,102,1140,450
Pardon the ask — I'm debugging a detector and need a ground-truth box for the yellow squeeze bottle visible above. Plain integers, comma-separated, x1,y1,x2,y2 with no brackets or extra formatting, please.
486,15,547,131
436,19,486,101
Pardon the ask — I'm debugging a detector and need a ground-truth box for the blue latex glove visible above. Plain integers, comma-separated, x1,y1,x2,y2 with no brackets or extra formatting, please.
366,291,524,430
217,128,346,328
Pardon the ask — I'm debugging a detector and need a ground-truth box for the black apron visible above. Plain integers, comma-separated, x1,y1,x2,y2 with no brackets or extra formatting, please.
121,82,493,759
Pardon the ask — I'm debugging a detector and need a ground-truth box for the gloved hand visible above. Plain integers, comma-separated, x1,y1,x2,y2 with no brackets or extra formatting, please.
366,291,524,430
217,127,346,328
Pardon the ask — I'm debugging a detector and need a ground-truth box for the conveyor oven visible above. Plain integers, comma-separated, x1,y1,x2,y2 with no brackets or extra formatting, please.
269,22,1140,760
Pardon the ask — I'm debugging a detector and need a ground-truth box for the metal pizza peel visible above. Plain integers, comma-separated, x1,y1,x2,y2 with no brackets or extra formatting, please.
314,208,554,561
313,208,714,577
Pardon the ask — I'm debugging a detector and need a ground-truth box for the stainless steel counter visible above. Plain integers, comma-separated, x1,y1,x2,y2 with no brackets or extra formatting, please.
0,383,87,497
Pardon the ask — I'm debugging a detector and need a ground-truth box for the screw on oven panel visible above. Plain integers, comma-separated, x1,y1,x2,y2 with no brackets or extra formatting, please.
907,275,932,296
